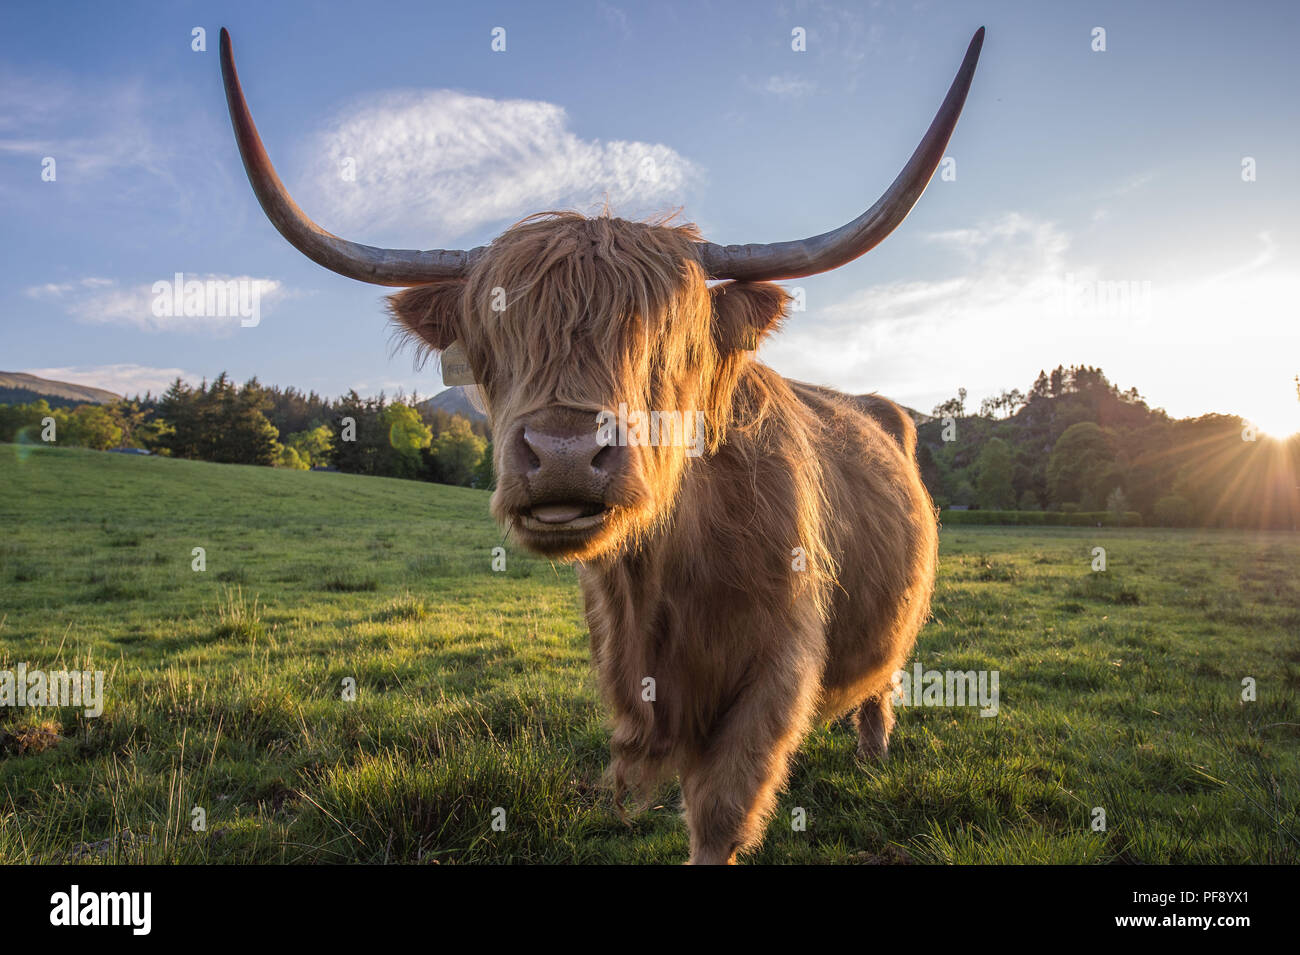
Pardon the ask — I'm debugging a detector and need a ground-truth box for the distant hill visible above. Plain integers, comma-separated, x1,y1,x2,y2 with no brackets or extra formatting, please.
418,386,487,422
0,371,121,409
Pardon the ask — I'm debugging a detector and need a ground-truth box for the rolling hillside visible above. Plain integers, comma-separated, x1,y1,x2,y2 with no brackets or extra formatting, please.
1,443,1295,863
0,371,121,408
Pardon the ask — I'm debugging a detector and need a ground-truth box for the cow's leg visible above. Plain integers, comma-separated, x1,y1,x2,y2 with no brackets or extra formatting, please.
679,669,819,865
854,688,895,761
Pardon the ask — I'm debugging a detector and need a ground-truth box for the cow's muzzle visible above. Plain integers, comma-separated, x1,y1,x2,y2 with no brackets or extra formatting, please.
506,409,629,534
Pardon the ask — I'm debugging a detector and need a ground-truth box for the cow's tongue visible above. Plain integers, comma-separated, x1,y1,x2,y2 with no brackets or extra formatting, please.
531,503,587,524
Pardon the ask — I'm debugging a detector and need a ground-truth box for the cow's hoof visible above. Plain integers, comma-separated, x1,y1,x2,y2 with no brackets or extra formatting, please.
855,738,890,763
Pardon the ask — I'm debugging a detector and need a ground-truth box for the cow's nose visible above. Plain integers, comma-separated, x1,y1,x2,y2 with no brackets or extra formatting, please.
521,426,621,496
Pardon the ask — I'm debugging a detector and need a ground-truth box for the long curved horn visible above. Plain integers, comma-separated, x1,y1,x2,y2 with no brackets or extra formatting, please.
698,27,985,282
219,28,482,286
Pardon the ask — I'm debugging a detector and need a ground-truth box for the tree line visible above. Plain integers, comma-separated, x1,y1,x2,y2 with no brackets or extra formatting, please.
3,365,1298,528
920,365,1300,530
0,373,494,490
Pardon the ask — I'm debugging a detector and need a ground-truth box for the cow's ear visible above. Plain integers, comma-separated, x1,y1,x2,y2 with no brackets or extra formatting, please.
386,280,466,357
702,282,791,451
709,281,791,352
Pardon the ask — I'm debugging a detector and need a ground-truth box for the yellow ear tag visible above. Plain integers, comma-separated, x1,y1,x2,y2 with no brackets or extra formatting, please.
439,341,477,386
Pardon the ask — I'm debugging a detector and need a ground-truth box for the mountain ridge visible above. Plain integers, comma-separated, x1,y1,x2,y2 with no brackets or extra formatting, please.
0,371,122,407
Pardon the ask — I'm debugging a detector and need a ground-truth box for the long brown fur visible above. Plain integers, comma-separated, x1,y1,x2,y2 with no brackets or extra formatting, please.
389,213,938,864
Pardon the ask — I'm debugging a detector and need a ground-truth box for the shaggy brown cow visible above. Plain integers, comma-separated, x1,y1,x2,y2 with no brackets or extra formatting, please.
220,27,983,864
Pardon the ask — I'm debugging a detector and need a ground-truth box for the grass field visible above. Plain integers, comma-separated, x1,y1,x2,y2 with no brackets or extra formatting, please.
1,443,1297,864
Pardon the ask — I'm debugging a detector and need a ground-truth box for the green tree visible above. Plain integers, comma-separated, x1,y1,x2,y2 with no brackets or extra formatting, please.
1047,422,1119,508
931,387,967,419
285,424,333,468
429,416,486,486
975,437,1016,509
155,374,280,466
66,405,123,450
210,375,281,465
156,379,203,458
330,391,384,475
136,417,174,454
276,444,308,470
0,400,54,443
381,403,433,478
950,477,976,507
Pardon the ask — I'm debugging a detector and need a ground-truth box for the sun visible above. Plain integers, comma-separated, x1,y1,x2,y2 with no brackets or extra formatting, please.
1251,402,1300,440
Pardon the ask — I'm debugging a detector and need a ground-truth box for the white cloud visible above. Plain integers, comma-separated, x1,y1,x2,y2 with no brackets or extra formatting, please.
596,1,632,37
757,74,817,98
760,214,1300,428
762,213,1073,407
21,364,196,398
24,277,115,298
0,74,181,183
0,68,233,218
296,90,700,242
775,0,882,89
27,275,288,333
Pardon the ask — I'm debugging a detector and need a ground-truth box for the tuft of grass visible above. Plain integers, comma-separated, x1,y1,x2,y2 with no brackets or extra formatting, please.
1067,573,1142,605
322,573,380,593
212,586,267,643
973,555,1019,582
82,570,151,602
375,592,430,622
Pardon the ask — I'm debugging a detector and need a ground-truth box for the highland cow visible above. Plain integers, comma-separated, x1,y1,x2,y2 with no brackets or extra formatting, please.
220,26,984,863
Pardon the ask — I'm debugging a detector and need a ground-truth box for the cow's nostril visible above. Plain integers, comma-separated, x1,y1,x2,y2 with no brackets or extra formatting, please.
591,443,616,473
520,419,617,490
520,430,543,471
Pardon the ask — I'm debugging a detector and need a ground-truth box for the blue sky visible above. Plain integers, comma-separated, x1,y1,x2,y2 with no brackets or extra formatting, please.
2,0,1298,434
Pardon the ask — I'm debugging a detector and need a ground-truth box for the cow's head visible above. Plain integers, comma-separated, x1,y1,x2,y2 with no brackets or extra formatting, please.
383,214,799,560
218,27,983,562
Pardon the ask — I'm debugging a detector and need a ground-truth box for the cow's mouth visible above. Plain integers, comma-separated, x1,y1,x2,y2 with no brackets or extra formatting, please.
519,501,608,532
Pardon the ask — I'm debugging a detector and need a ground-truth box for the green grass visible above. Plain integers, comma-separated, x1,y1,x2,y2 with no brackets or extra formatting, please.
1,443,1296,864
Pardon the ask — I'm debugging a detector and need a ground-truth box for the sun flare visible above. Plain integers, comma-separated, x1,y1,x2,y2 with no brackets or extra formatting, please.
1249,401,1300,440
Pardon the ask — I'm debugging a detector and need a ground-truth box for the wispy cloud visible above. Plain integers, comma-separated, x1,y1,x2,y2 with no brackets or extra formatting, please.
27,275,288,333
748,73,818,98
0,67,232,218
295,90,701,242
762,214,1299,423
0,73,178,183
596,0,632,38
762,213,1073,409
1089,170,1158,224
776,0,883,90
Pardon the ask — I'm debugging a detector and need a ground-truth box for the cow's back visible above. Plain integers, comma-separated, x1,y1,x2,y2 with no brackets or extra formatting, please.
785,380,939,718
